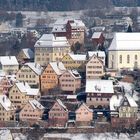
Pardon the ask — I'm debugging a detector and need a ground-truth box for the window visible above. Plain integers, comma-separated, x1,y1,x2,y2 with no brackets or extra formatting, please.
127,55,130,63
119,55,122,64
135,55,138,60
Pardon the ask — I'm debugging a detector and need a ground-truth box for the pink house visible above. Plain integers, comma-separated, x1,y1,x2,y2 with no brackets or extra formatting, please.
49,99,69,127
59,70,81,93
19,99,44,121
76,102,93,122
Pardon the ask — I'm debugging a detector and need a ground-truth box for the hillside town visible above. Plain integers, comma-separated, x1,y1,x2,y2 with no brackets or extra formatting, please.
0,8,140,139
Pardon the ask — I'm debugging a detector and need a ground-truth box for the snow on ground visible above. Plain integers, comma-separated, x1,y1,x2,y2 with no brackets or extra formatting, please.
43,132,140,140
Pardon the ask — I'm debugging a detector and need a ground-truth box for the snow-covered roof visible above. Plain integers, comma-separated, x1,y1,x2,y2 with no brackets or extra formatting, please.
68,69,81,79
76,102,93,112
70,20,85,28
0,129,12,140
57,99,68,112
0,56,19,66
125,94,138,107
29,99,44,110
110,94,138,111
67,95,77,99
22,48,34,59
108,32,140,51
25,62,43,75
35,34,70,48
16,82,40,96
92,32,102,39
0,95,15,111
49,62,66,75
86,79,114,93
68,53,86,61
52,25,66,33
12,133,27,140
88,51,105,58
110,95,123,111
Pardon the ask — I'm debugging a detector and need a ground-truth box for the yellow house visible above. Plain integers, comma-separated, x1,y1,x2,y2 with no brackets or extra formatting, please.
0,95,15,121
62,53,86,71
9,82,40,109
75,102,93,122
19,99,44,121
0,56,19,74
41,62,66,94
16,62,43,88
108,33,140,70
34,34,71,66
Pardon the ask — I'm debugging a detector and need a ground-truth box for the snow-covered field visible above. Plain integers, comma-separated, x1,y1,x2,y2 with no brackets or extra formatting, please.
43,132,140,140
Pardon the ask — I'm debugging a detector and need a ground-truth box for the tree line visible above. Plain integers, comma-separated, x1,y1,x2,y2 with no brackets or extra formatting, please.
0,0,113,11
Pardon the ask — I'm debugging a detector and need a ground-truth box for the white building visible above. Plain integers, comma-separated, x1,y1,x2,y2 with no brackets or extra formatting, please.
108,32,140,70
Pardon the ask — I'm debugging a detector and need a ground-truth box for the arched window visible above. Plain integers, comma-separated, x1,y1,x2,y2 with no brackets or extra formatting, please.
119,55,122,63
127,55,130,63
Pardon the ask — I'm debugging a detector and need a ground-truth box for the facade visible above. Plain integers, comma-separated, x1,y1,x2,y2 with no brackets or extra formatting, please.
59,70,81,93
19,99,44,121
61,53,86,71
9,82,40,109
0,56,19,74
91,32,105,47
49,99,69,127
0,95,15,121
86,79,114,106
75,102,93,122
110,94,138,128
40,62,66,93
16,62,43,87
17,48,34,63
108,33,140,70
88,51,106,65
66,20,85,46
86,54,104,79
34,34,71,66
0,76,13,95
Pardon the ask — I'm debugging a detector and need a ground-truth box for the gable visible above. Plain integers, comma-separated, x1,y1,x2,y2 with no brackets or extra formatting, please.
121,97,130,107
87,55,103,66
76,104,91,113
62,54,74,62
50,101,66,112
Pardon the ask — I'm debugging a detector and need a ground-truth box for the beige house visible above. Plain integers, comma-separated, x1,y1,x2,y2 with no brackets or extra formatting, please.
9,82,40,109
41,62,66,93
108,33,140,70
0,95,15,121
86,54,104,79
0,56,19,74
59,70,81,93
16,62,43,87
75,102,93,122
110,94,138,128
49,99,69,127
19,99,44,121
34,34,71,66
86,79,114,107
88,51,106,65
